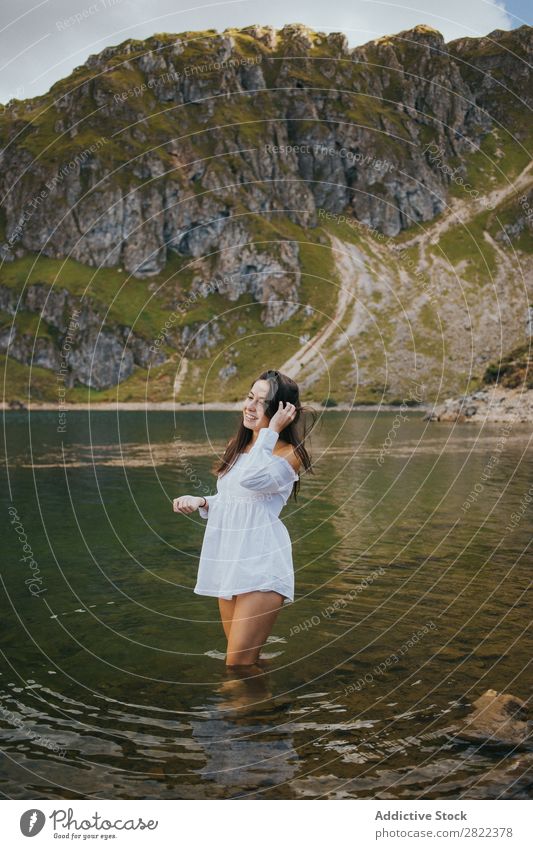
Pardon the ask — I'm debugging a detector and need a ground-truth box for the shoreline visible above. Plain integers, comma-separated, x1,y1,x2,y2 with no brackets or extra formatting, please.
3,386,533,423
2,400,433,413
425,386,533,425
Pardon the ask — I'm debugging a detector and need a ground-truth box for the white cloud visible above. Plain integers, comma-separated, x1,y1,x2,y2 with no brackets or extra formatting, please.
0,0,515,103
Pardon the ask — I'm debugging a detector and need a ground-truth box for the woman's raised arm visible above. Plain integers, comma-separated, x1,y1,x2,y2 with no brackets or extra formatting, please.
239,428,299,493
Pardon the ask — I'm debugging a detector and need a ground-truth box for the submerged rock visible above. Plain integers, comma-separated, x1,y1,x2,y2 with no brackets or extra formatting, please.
464,752,533,799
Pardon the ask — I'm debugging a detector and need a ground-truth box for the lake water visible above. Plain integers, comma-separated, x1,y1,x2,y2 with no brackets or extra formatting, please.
1,410,532,799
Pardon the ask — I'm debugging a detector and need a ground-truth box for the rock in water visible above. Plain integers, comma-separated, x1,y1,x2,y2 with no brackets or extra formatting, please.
451,689,531,748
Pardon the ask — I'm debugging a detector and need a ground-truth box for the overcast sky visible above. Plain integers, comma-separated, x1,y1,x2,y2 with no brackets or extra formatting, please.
1,0,531,103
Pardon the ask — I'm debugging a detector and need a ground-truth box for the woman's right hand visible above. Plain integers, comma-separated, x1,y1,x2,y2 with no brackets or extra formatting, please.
268,400,297,433
173,495,206,514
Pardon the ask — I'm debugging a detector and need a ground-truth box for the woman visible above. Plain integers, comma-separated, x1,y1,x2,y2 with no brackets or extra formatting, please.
173,370,315,671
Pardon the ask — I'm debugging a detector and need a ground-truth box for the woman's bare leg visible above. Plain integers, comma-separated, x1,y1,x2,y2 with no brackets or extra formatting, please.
225,590,284,667
218,596,237,640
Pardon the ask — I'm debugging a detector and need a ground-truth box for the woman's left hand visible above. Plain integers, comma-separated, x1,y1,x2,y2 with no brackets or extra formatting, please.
268,401,297,433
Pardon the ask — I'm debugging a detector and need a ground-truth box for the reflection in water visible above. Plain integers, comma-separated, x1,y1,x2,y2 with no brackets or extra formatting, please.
217,661,274,711
190,664,300,792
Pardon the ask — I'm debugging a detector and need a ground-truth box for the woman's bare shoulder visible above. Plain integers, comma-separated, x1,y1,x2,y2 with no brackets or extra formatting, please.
275,440,301,473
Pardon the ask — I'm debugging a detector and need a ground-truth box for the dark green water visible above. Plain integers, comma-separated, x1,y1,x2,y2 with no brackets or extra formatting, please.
1,410,531,799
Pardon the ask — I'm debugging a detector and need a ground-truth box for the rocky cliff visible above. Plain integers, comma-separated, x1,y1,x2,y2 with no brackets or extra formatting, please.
0,23,532,402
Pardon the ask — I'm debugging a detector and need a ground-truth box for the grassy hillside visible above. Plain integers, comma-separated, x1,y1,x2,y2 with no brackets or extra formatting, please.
1,24,532,405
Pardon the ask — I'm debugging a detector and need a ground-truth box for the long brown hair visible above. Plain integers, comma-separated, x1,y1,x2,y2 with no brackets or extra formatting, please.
213,370,318,501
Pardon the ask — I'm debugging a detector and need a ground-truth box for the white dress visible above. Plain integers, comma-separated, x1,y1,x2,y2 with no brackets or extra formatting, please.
194,427,299,606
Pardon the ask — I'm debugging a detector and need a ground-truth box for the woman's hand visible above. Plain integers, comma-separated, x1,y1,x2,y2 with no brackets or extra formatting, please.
268,400,297,433
173,495,206,514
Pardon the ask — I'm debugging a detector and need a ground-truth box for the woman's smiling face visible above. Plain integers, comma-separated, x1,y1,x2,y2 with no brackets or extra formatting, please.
243,380,271,431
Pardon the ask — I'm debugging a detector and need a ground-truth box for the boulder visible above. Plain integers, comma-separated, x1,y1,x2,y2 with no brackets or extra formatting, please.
451,689,532,748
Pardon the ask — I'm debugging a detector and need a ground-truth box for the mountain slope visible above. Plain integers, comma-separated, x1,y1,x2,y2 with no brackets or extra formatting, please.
0,23,532,404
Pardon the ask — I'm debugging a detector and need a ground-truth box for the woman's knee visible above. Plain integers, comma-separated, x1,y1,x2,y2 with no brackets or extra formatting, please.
225,630,263,665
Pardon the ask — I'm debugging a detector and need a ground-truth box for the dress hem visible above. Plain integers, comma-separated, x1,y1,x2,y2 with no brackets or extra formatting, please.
194,587,293,605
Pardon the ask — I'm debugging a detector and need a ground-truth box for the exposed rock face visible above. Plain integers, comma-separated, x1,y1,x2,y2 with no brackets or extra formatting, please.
1,23,526,279
496,188,533,245
0,284,165,389
185,220,302,326
0,23,531,393
448,25,533,120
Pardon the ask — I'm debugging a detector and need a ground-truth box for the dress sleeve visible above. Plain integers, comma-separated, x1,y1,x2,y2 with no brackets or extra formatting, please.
198,493,218,519
239,428,299,493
